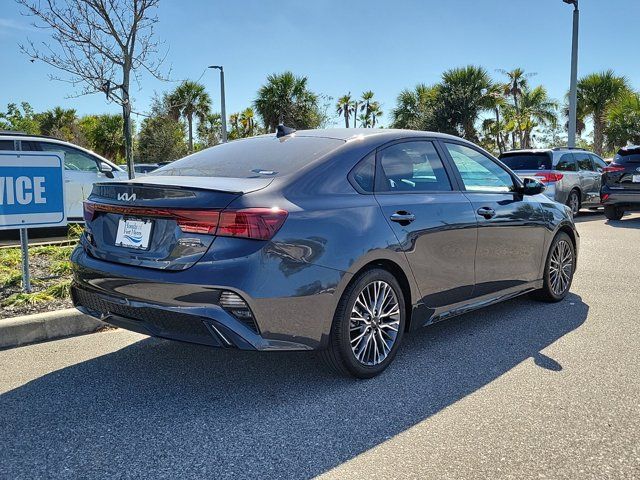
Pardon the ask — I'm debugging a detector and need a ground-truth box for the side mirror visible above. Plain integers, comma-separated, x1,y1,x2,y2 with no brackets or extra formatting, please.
522,177,545,196
98,162,115,179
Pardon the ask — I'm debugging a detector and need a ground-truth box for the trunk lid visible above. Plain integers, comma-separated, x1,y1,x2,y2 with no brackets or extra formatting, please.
83,177,272,270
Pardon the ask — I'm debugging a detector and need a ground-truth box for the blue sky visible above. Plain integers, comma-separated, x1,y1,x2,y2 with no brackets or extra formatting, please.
1,0,638,128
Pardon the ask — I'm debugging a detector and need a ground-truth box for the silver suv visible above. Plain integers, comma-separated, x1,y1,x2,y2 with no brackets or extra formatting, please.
499,148,607,215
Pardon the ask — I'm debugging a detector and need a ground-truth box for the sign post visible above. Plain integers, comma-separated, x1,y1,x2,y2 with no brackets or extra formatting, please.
0,152,66,292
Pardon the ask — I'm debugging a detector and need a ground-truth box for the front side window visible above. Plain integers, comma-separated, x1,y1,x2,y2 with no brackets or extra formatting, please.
377,141,452,192
38,142,99,172
445,143,514,192
575,152,594,171
556,153,577,172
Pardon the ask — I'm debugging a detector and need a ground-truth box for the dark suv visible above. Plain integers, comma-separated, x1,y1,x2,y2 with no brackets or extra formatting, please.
601,146,640,220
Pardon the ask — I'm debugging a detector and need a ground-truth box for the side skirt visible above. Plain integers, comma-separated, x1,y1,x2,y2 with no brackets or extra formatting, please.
411,280,543,330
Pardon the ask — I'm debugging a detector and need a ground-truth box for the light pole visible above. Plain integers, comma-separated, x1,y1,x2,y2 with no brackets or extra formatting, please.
209,65,228,143
564,0,579,148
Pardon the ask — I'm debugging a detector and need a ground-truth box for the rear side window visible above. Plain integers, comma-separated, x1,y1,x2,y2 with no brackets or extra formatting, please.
377,141,452,192
555,153,577,172
500,152,552,170
590,154,607,171
575,152,594,171
349,152,375,193
153,136,343,178
0,140,14,150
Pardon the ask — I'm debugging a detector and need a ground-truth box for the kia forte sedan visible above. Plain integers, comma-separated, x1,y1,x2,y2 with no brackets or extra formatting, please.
71,128,578,378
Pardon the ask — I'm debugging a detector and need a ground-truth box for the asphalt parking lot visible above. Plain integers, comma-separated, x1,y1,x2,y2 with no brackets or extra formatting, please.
1,212,639,479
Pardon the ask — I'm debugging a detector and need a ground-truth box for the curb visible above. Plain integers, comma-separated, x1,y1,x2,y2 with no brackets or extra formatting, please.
0,308,106,350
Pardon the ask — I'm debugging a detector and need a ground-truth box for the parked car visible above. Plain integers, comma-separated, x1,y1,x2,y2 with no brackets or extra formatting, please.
499,147,607,215
71,128,578,378
601,145,640,220
0,132,127,221
134,163,159,175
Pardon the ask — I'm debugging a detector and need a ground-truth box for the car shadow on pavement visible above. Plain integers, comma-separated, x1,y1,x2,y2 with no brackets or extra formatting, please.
0,293,588,479
605,215,640,229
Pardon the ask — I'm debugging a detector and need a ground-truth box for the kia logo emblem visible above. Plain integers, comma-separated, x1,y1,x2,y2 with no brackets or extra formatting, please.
117,192,136,201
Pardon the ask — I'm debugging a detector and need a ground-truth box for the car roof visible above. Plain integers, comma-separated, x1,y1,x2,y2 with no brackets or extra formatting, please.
254,127,465,143
0,131,124,170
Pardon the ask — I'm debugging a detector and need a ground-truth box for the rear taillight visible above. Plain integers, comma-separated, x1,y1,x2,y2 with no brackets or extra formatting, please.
83,202,287,240
217,208,288,240
83,201,96,222
603,163,626,173
536,172,564,183
174,211,220,234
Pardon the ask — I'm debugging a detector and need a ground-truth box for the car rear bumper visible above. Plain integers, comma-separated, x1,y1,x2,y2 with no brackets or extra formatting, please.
601,189,640,210
71,243,349,351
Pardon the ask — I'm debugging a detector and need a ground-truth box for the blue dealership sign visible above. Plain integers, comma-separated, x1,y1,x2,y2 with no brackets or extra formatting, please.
0,152,67,230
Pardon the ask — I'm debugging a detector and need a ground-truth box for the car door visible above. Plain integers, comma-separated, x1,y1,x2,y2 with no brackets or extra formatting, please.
35,142,109,220
574,151,599,205
373,139,477,308
441,141,547,297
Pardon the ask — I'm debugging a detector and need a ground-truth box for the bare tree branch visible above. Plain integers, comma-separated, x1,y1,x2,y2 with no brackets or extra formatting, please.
17,0,168,178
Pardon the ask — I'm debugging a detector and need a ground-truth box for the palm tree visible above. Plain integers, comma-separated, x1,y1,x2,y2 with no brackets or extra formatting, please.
369,101,383,127
484,83,508,153
439,65,493,140
359,90,375,127
576,70,631,155
519,86,558,148
168,81,211,152
336,94,353,128
36,107,78,141
239,107,257,136
391,83,439,130
605,92,640,150
254,71,320,132
498,68,536,148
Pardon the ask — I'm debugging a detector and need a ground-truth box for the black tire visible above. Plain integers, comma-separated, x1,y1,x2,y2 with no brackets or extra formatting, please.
566,189,581,216
533,232,575,303
321,268,406,378
604,205,624,221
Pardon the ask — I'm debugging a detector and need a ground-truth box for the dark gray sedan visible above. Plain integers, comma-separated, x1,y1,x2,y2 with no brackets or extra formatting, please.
71,128,579,378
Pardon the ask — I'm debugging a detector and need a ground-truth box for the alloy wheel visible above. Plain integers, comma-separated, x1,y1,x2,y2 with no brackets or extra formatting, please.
569,192,579,216
349,281,400,366
549,240,573,296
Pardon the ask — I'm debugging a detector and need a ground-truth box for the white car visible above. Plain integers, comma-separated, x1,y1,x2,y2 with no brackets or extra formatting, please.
0,132,127,221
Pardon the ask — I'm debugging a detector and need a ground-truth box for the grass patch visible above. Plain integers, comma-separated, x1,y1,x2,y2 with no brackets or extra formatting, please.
2,290,55,307
47,279,71,299
49,260,73,276
1,271,22,288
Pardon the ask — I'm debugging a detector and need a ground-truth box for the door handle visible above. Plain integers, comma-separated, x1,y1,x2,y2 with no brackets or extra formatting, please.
390,212,416,223
477,207,496,219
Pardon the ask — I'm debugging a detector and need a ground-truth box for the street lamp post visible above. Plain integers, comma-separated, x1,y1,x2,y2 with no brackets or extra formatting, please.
209,65,228,143
564,0,579,148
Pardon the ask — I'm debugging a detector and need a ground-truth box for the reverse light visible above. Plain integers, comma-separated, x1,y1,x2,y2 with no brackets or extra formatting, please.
603,163,626,173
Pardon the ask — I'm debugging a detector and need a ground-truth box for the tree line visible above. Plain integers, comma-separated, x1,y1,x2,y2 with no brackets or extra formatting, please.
2,66,639,164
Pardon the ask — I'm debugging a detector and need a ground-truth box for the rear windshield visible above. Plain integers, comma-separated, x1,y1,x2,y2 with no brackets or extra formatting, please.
151,135,344,178
499,152,552,170
615,149,640,164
